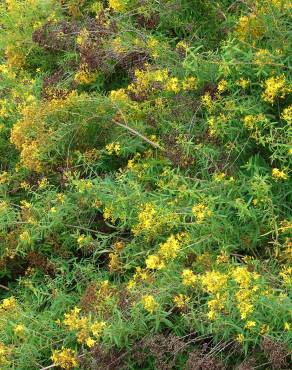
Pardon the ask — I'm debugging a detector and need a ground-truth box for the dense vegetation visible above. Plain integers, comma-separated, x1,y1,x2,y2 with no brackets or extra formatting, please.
0,0,291,369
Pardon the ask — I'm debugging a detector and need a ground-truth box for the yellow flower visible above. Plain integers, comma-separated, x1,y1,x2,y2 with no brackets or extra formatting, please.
105,142,121,156
57,193,66,204
0,297,17,311
63,307,82,331
201,93,212,110
108,252,120,272
243,113,266,130
113,241,125,252
111,37,125,53
0,201,9,212
232,267,252,288
236,13,263,40
13,324,25,337
236,333,244,343
127,279,136,291
50,207,57,213
20,181,30,190
103,206,114,221
51,348,78,370
216,251,229,264
173,294,190,308
0,342,11,366
262,75,287,104
281,105,292,124
86,337,95,348
272,168,288,180
132,203,156,236
76,28,89,46
77,234,92,248
260,324,269,334
38,177,48,189
237,78,250,89
158,234,180,260
192,203,212,223
0,171,9,185
182,76,197,90
109,89,129,104
108,0,126,12
201,271,228,294
141,295,159,314
245,321,256,330
19,231,32,244
74,66,97,85
279,266,292,285
213,172,226,182
284,322,290,331
145,254,165,270
217,79,228,93
164,77,180,93
91,321,106,338
182,269,197,286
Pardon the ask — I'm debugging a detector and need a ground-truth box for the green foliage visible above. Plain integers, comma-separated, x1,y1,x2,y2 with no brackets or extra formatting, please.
0,0,291,369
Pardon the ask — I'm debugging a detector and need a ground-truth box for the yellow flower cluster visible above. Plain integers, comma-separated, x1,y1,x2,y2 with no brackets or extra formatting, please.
103,206,115,222
76,28,89,46
272,168,288,180
245,320,256,330
281,105,292,123
5,45,25,69
108,0,126,12
111,37,125,54
0,171,9,185
217,79,228,94
158,234,181,260
201,271,228,294
0,342,11,367
132,202,156,236
127,267,150,291
63,307,106,347
164,77,180,93
77,234,93,248
145,254,165,270
236,333,244,343
51,348,78,370
201,93,213,111
0,201,9,212
173,294,190,308
74,65,98,85
141,295,159,314
10,91,78,172
207,292,226,320
0,296,17,312
243,113,267,142
182,269,197,287
236,78,250,89
108,252,120,272
192,203,212,223
279,266,291,285
110,88,129,104
105,142,121,156
145,234,182,269
236,14,264,40
213,172,226,182
128,67,168,96
233,267,259,320
261,75,287,104
74,179,93,193
243,114,266,130
127,66,197,98
13,324,25,337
